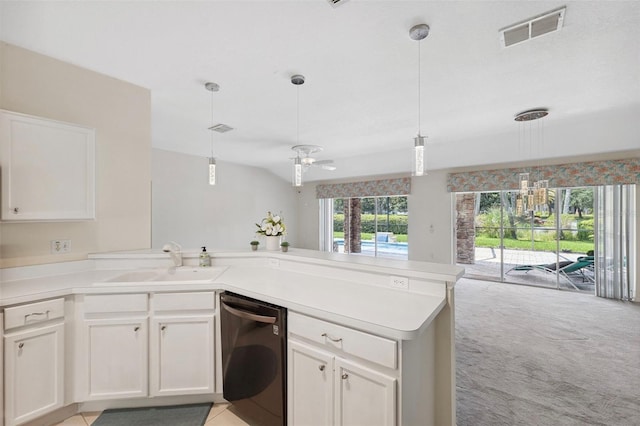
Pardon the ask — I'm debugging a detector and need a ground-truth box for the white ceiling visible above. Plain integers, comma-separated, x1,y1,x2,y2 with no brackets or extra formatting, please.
2,0,639,182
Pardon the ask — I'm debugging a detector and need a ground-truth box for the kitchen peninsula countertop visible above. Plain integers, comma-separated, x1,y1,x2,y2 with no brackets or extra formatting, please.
0,249,464,340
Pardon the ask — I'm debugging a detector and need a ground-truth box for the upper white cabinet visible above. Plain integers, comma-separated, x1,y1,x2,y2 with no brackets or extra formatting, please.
0,110,95,221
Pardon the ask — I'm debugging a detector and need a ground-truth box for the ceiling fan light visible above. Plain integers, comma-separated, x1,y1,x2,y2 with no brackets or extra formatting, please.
293,157,303,187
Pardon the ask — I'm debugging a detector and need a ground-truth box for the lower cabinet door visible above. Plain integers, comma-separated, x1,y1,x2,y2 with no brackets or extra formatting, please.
149,316,215,396
334,358,396,426
85,318,148,399
288,341,334,426
4,323,64,426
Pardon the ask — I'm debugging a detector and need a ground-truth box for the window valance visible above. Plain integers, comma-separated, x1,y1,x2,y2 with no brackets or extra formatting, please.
316,177,411,199
447,159,640,193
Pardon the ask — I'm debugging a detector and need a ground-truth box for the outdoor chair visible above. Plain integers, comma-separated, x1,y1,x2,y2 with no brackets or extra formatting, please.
507,256,595,285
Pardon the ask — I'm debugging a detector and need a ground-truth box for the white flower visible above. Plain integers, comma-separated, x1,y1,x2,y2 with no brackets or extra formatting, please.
256,211,286,237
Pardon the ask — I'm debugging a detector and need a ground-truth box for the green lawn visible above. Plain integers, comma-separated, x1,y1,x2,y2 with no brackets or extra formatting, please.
475,236,594,254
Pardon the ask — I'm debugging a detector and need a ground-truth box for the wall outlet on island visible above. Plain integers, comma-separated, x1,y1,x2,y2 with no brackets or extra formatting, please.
51,239,71,254
389,275,409,289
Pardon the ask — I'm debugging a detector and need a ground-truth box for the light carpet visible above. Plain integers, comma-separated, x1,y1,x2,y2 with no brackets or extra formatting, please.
455,278,640,426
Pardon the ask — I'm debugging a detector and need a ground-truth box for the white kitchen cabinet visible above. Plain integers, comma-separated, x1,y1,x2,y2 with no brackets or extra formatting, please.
149,315,215,396
4,297,66,426
334,358,396,426
76,291,216,402
149,291,216,397
76,294,149,401
288,341,334,426
288,315,397,426
0,110,95,221
85,318,148,400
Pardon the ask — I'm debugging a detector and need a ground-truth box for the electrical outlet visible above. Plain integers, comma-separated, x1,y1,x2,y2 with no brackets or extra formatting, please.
51,239,71,254
268,258,280,268
389,275,409,289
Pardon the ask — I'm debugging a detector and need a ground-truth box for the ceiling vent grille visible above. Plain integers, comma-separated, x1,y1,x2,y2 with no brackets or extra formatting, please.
209,123,234,133
500,7,566,48
326,0,350,8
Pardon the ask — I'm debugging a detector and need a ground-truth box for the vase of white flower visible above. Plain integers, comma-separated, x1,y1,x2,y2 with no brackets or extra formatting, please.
265,236,281,251
256,211,286,251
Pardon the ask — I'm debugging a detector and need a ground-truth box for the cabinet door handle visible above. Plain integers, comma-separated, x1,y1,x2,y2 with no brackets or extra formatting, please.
318,365,325,372
18,343,24,349
341,373,349,380
321,332,343,343
12,207,19,214
161,326,166,331
25,310,50,320
134,326,140,332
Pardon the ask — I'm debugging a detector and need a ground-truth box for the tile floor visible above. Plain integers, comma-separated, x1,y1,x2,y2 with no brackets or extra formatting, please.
53,403,249,426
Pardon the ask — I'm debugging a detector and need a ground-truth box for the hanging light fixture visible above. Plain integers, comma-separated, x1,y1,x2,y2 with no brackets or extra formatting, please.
409,23,430,177
205,82,219,185
515,108,549,216
291,74,305,187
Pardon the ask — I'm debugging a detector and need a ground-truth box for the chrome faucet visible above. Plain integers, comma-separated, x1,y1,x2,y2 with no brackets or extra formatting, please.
162,241,182,267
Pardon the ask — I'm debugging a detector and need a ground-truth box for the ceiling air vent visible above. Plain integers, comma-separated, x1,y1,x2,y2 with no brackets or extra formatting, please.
326,0,350,8
500,7,566,48
209,123,234,133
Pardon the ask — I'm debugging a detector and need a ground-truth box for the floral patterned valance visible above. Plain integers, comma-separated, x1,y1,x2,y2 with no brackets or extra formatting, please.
447,158,640,193
316,177,411,199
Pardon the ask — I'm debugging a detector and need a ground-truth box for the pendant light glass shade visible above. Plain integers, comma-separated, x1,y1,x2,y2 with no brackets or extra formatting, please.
413,135,426,176
209,157,216,185
293,157,303,187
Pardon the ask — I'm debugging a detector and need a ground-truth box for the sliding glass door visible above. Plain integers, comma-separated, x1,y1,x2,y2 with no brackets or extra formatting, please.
460,186,596,291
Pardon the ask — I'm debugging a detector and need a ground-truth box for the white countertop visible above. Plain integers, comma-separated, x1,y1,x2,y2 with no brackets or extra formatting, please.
0,249,461,340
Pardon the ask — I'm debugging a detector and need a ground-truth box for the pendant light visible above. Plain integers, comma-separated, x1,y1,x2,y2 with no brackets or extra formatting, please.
410,23,429,177
205,82,219,185
291,74,305,187
515,108,549,216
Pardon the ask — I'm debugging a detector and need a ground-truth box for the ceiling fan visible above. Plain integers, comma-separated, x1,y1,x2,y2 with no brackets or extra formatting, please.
291,145,336,171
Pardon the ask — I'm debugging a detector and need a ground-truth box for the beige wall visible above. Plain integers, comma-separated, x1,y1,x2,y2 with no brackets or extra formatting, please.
0,43,151,267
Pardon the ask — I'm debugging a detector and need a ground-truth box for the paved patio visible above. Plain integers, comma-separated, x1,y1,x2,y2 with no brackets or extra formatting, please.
460,247,594,292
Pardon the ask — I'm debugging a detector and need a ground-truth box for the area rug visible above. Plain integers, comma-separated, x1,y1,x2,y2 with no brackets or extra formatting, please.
92,403,212,426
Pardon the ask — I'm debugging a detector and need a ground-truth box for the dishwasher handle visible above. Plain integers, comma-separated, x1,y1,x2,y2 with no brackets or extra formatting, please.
222,301,277,324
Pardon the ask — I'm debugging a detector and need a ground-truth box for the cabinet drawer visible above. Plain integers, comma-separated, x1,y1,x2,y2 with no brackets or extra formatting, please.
4,298,65,331
289,312,397,369
153,292,215,312
84,294,147,314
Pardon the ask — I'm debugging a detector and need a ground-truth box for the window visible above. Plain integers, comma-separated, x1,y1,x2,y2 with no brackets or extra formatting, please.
321,196,408,260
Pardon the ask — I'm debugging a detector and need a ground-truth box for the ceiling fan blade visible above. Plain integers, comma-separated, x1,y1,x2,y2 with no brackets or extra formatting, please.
313,159,334,165
321,164,337,171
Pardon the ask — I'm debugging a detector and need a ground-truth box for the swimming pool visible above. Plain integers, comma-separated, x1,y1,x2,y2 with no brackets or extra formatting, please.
333,239,408,260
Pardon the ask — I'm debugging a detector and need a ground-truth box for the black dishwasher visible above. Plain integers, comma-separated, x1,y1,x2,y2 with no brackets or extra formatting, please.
220,291,287,426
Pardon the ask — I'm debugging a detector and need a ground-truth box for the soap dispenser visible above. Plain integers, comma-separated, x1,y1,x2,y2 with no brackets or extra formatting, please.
199,246,211,267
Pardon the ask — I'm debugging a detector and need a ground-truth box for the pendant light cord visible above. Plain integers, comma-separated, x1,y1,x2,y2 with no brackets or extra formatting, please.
417,40,422,135
210,86,214,158
296,84,300,146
